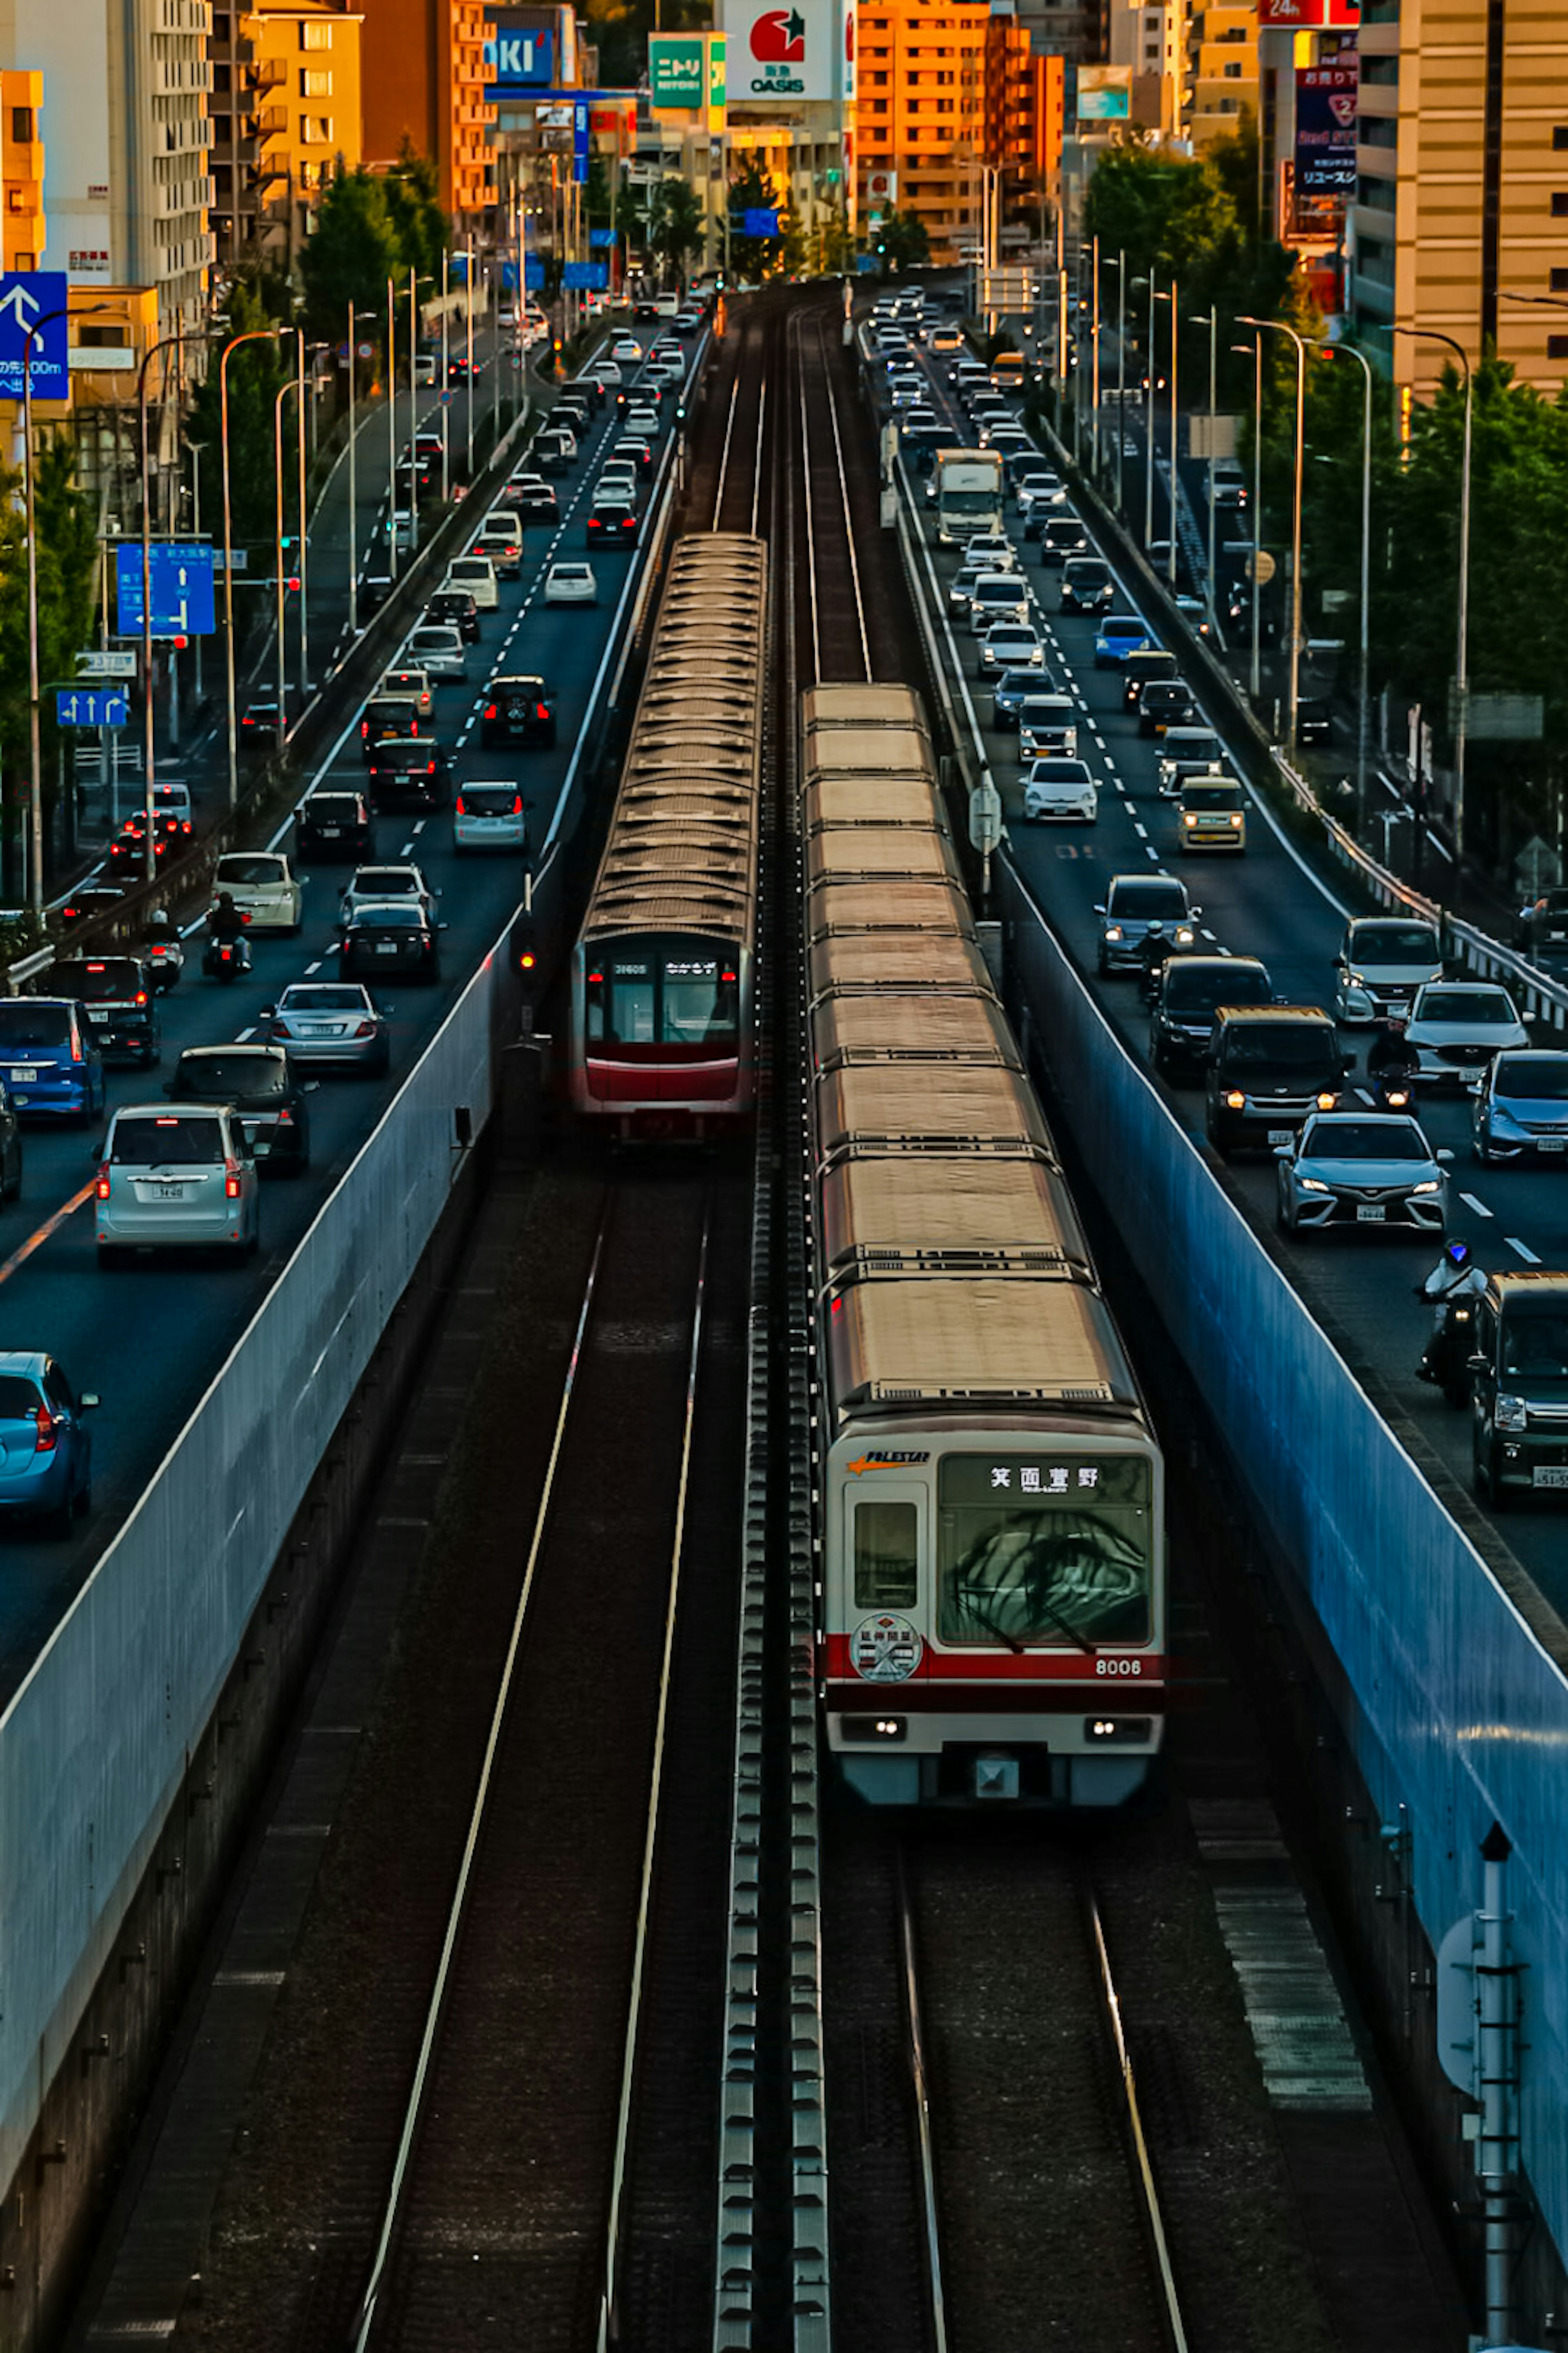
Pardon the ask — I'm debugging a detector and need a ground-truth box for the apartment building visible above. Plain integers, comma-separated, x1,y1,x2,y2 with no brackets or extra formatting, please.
359,0,492,228
1185,0,1255,146
856,0,990,259
0,67,43,267
1351,0,1568,400
209,0,362,260
1107,0,1180,134
985,11,1066,200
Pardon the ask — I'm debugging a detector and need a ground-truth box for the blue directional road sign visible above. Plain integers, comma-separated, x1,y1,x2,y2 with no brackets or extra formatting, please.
524,255,545,290
563,261,608,292
742,209,780,238
56,688,129,730
0,272,68,401
573,100,590,186
115,541,218,638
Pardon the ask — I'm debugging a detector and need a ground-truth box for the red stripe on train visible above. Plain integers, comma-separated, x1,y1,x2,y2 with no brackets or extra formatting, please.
821,1634,1165,1684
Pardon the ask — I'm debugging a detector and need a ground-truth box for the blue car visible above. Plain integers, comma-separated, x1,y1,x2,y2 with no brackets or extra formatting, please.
0,1353,98,1535
1094,613,1155,667
0,997,107,1120
1473,1050,1568,1165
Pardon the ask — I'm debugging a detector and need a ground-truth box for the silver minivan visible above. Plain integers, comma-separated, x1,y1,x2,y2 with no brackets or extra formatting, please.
969,573,1031,635
95,1103,260,1266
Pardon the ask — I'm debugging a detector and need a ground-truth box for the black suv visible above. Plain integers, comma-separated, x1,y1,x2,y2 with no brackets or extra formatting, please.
481,675,557,749
1149,954,1273,1082
360,695,425,757
297,790,375,861
1470,1271,1568,1506
50,956,160,1067
1138,678,1197,736
165,1043,311,1175
1121,648,1179,712
425,588,480,644
1204,1005,1344,1157
367,738,455,811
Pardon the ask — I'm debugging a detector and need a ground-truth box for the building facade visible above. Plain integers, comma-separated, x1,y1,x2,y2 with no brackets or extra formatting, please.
359,0,492,228
1185,0,1255,146
0,66,43,268
857,0,990,259
985,10,1065,204
1350,0,1568,400
1107,0,1181,134
209,0,363,261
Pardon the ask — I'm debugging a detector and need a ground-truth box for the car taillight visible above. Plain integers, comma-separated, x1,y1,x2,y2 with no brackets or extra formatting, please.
71,1031,82,1063
536,703,549,720
96,1164,111,1199
33,1404,58,1453
485,704,497,720
276,1107,293,1125
354,1021,376,1037
455,798,468,817
225,1160,243,1199
135,990,148,1007
511,797,523,816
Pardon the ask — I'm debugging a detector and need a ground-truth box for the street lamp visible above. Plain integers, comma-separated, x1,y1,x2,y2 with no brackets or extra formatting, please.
222,324,292,809
1152,283,1178,590
385,275,399,584
1395,325,1473,869
1140,274,1156,546
1089,233,1101,482
1191,310,1219,634
274,377,301,726
346,299,359,637
1239,314,1309,751
1319,340,1375,832
1232,336,1264,701
1101,250,1129,515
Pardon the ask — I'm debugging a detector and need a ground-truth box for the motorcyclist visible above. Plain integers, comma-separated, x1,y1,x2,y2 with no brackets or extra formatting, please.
1415,1239,1486,1390
1366,1014,1419,1104
205,890,252,973
1137,918,1189,1003
142,905,184,989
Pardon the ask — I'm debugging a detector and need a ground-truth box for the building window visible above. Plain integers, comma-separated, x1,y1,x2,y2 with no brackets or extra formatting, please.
1552,267,1568,292
300,114,333,143
1554,194,1568,217
300,19,330,46
1223,60,1243,76
301,68,332,95
1553,126,1568,149
1549,335,1568,359
10,106,33,143
12,248,34,270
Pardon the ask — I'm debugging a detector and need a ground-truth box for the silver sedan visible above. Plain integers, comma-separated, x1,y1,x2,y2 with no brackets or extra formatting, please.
1275,1113,1452,1237
263,983,391,1076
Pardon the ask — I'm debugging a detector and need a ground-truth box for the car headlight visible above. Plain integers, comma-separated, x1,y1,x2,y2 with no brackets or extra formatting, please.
1175,926,1195,946
1228,813,1243,828
1224,1090,1245,1110
1298,1176,1329,1193
1105,926,1123,943
1488,1104,1526,1134
1181,811,1198,828
1411,1180,1441,1195
1496,1394,1528,1432
1348,972,1366,990
1316,1092,1338,1110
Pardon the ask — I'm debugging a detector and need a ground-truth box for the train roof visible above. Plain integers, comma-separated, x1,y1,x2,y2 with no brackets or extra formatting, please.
820,1153,1091,1281
814,1061,1054,1161
825,1270,1143,1415
801,684,929,733
806,879,976,941
808,931,998,998
811,992,1022,1070
804,728,933,779
805,828,961,888
803,777,950,830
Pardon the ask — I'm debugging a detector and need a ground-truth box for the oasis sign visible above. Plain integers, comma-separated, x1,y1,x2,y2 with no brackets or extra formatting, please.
722,0,853,105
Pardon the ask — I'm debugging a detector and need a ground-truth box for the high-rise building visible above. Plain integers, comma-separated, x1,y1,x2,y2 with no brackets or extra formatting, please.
857,0,990,260
1348,0,1568,399
209,0,363,261
0,0,213,333
985,11,1067,201
1185,0,1256,146
0,68,44,269
1107,0,1181,134
358,0,492,230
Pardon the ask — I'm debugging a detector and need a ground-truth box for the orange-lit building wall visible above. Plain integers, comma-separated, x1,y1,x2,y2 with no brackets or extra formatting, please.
857,0,990,261
0,69,45,270
360,0,492,226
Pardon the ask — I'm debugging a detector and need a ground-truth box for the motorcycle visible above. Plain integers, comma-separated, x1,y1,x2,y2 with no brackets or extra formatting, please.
203,931,252,983
142,938,184,991
1370,1058,1420,1113
1415,1239,1485,1407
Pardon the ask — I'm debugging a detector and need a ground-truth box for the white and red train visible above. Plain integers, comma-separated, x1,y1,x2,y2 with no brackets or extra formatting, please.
802,684,1168,1806
567,532,767,1137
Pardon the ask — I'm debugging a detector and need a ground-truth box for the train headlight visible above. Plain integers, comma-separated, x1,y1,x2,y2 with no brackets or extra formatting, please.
840,1715,907,1742
1084,1717,1153,1744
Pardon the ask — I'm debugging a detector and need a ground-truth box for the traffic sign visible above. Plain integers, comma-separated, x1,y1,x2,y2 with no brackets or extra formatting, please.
56,687,128,730
969,778,1003,856
741,208,779,238
563,261,608,291
0,271,68,401
1246,548,1277,586
76,649,137,680
116,541,218,637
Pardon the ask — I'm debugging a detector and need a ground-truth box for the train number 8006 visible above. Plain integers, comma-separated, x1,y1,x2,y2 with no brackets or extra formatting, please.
1095,1657,1144,1676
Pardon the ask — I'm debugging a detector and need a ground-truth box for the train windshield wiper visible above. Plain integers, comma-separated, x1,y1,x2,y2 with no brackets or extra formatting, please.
1030,1595,1096,1656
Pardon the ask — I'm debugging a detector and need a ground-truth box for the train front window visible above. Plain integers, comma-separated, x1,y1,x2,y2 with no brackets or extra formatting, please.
662,958,738,1047
937,1454,1152,1646
585,946,737,1050
854,1500,918,1609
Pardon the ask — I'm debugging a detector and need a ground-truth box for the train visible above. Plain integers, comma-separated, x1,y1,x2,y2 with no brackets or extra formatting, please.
802,684,1168,1807
567,532,768,1136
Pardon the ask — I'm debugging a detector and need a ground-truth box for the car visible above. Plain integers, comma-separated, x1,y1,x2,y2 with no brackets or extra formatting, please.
969,574,1031,635
948,544,1018,617
385,508,414,553
60,884,126,928
454,782,530,854
406,621,468,678
1296,695,1332,745
359,572,393,617
530,431,575,477
610,335,643,363
615,438,654,475
212,851,304,935
1472,1050,1568,1165
980,622,1044,677
1515,885,1568,968
413,351,437,387
378,666,434,716
1178,777,1247,851
508,474,560,523
1148,953,1275,1081
445,356,473,382
94,1102,260,1266
1204,1005,1345,1156
1121,649,1180,713
1095,614,1154,666
481,675,557,748
1023,758,1098,823
339,901,441,983
672,309,701,334
545,561,597,606
106,816,183,877
624,405,662,438
366,737,455,811
588,501,639,548
0,997,106,1122
1405,983,1531,1086
424,590,480,646
337,863,438,929
1017,694,1079,760
1013,470,1059,513
1157,727,1227,798
297,790,374,862
1274,1113,1452,1238
1039,515,1090,568
49,957,160,1067
1332,917,1446,1023
359,695,426,757
165,1043,312,1176
263,982,390,1075
992,667,1054,729
1060,557,1114,613
1138,678,1198,736
0,1353,98,1533
1096,872,1198,976
930,325,964,355
474,512,524,577
413,433,443,470
239,698,282,750
444,553,498,611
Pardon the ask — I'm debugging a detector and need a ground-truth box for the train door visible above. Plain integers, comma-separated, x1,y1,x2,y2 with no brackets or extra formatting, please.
839,1481,931,1690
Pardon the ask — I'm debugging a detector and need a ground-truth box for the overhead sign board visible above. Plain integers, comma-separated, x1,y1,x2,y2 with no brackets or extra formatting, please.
56,687,128,729
115,541,217,638
1295,60,1357,195
723,0,845,105
0,271,69,401
562,260,609,290
742,207,780,238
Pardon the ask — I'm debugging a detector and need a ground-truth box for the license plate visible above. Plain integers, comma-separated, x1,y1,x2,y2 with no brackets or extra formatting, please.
375,943,399,955
318,826,341,838
1267,1128,1293,1146
1356,1204,1386,1223
87,1007,112,1021
7,1067,37,1083
154,1183,184,1201
1533,1466,1568,1489
1539,1138,1566,1154
294,1024,330,1038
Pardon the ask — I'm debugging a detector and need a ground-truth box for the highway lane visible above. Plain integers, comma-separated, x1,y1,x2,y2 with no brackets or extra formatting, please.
0,334,690,1703
898,330,1568,1613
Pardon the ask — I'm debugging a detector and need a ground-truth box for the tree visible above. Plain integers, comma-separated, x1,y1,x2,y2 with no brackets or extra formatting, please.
185,280,292,598
650,176,705,289
0,432,100,884
727,161,784,282
383,141,449,290
298,166,404,348
875,210,930,275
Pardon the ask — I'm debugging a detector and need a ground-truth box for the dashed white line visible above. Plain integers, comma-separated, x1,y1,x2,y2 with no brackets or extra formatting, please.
1459,1191,1494,1218
1506,1235,1541,1264
304,959,322,976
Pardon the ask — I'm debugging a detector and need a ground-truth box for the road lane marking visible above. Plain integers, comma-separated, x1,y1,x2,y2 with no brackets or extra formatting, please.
0,1183,94,1287
304,960,322,976
1459,1192,1494,1218
1506,1235,1541,1263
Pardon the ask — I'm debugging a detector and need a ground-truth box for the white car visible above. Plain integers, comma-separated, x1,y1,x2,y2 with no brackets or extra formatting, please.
379,665,433,716
980,622,1044,677
610,336,643,363
595,359,623,388
592,476,635,511
445,553,498,610
624,405,661,438
95,1103,260,1266
545,561,597,606
454,781,530,855
1405,981,1531,1085
1023,758,1098,823
405,623,467,680
473,512,524,577
337,863,438,929
1332,916,1446,1024
386,508,414,553
969,574,1031,636
211,851,303,934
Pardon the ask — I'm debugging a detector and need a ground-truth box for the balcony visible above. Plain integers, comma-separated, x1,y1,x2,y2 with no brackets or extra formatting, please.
250,56,286,89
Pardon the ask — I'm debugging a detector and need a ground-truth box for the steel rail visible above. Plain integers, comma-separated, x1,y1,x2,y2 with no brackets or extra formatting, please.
751,379,768,543
347,1201,612,2353
714,357,744,531
896,1851,949,2353
599,1209,713,2350
794,324,823,684
813,317,871,682
1088,1892,1191,2353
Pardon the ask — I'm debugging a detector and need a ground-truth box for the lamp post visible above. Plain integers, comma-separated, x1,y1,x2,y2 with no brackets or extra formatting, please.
1239,314,1309,750
221,324,289,809
1089,234,1101,483
183,439,206,704
1143,274,1156,547
1160,281,1178,588
273,377,297,729
407,265,421,555
1321,340,1374,831
466,239,477,476
1397,325,1472,868
1233,334,1263,701
1192,310,1218,633
346,300,359,637
1101,251,1128,514
385,274,398,583
440,249,451,506
133,322,200,882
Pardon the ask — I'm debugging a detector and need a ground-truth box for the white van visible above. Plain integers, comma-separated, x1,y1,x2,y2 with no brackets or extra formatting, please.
445,553,499,611
474,511,524,577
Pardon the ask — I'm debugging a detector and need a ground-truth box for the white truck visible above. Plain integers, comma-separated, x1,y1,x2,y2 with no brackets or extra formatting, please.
935,447,1004,545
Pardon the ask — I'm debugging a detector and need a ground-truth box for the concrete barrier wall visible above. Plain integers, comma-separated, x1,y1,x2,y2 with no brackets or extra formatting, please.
0,943,503,2194
999,855,1568,2259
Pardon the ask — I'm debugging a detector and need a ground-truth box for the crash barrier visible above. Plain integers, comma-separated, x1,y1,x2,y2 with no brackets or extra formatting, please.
999,852,1568,2272
0,915,511,2195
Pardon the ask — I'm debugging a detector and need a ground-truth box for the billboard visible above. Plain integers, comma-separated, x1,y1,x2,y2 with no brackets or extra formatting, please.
649,31,726,123
1258,0,1359,23
722,0,845,104
484,16,555,89
1295,58,1357,195
1076,64,1131,122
